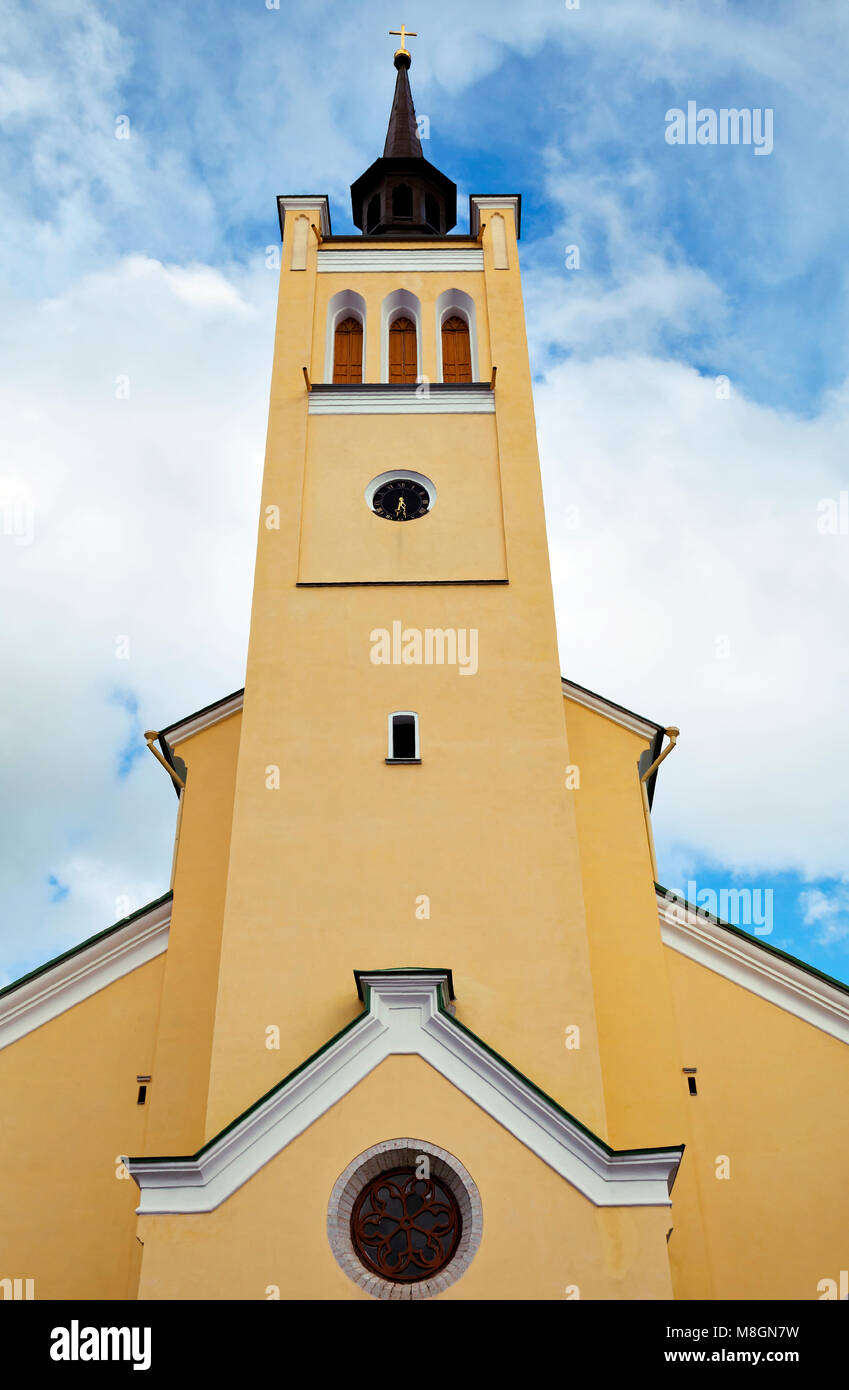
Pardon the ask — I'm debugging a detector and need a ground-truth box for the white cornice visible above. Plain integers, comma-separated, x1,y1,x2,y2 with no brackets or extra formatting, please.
126,971,681,1214
0,898,171,1051
469,196,521,239
561,678,660,742
277,196,331,238
308,385,495,415
162,692,243,748
658,890,849,1045
317,248,484,272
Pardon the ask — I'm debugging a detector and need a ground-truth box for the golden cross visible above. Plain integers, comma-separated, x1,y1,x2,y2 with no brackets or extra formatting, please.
389,24,417,54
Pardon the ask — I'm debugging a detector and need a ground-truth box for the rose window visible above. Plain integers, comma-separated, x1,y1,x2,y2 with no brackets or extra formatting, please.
350,1167,461,1283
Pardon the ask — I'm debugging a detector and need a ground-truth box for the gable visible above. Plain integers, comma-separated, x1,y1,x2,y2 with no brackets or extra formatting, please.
126,970,682,1215
134,1053,675,1301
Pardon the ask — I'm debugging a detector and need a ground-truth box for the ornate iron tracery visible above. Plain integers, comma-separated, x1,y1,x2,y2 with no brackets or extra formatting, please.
350,1167,461,1283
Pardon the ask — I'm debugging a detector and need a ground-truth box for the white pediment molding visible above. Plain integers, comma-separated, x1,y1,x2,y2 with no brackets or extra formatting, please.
561,678,660,742
126,970,682,1214
658,889,849,1044
0,896,171,1050
161,691,244,747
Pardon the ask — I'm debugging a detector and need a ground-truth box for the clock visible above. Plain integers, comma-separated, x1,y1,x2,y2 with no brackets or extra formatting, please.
371,476,431,522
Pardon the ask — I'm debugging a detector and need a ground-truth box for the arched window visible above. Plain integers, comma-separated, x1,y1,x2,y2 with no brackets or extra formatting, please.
435,290,479,383
441,316,472,383
367,194,381,232
388,317,418,384
392,184,413,219
387,712,420,762
333,317,363,384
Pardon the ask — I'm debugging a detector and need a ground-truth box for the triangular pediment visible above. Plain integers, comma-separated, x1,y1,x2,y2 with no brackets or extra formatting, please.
126,970,682,1214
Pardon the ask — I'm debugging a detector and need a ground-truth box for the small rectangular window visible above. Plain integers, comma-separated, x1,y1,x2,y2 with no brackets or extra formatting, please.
387,712,419,762
137,1085,147,1105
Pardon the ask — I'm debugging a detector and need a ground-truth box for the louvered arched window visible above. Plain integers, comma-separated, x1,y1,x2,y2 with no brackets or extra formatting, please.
441,315,472,383
388,316,418,384
333,317,363,384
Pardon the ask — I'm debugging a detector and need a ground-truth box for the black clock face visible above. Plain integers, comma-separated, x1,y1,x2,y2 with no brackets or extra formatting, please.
372,477,430,522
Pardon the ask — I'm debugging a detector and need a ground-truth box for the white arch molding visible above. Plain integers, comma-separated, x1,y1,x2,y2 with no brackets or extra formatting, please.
380,289,423,383
324,289,367,383
435,288,479,382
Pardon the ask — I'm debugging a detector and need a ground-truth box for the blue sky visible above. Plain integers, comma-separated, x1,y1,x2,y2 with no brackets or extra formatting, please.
1,0,848,988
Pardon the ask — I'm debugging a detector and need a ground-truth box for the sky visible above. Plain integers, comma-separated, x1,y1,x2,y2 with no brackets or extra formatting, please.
1,0,848,988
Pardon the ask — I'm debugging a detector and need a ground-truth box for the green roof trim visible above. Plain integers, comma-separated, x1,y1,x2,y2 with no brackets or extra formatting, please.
129,967,684,1169
354,965,455,1001
127,1005,372,1166
657,882,849,997
159,687,244,739
428,983,683,1162
0,890,173,1003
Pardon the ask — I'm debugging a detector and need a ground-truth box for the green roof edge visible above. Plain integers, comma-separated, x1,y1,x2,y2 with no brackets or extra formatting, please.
656,881,849,997
0,890,173,1003
129,968,684,1169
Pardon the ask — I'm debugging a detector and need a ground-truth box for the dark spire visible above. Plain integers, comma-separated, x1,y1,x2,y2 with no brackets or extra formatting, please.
350,46,457,237
383,51,422,160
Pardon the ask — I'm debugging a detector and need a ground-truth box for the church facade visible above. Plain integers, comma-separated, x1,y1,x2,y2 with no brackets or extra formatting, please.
2,43,847,1302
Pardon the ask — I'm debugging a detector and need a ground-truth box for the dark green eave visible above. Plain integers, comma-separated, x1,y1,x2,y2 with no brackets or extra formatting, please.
159,687,244,740
656,881,849,996
354,965,455,1001
129,966,684,1170
0,890,173,1002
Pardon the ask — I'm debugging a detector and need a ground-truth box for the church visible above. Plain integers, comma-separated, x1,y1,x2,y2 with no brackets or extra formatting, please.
1,35,847,1302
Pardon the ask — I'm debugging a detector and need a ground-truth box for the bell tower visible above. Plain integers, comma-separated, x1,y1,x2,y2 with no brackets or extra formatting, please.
202,41,609,1149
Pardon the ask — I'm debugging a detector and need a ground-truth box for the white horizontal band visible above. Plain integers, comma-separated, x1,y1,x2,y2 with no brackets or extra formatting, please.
309,385,494,414
317,248,484,272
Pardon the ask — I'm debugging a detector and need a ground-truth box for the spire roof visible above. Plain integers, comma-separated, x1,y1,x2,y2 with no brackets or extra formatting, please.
383,51,422,160
349,42,457,236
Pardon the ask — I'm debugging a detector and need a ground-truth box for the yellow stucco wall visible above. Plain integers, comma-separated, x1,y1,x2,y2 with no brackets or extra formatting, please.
663,948,849,1301
298,413,507,583
564,696,685,1144
136,1054,673,1301
203,201,610,1147
0,954,165,1300
564,690,849,1299
144,711,241,1153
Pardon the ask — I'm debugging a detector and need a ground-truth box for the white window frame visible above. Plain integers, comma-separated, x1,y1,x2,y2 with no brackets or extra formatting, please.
387,710,420,762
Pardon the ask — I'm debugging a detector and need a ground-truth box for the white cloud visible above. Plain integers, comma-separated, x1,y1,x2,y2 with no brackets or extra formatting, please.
799,886,849,946
0,253,275,975
536,353,849,879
